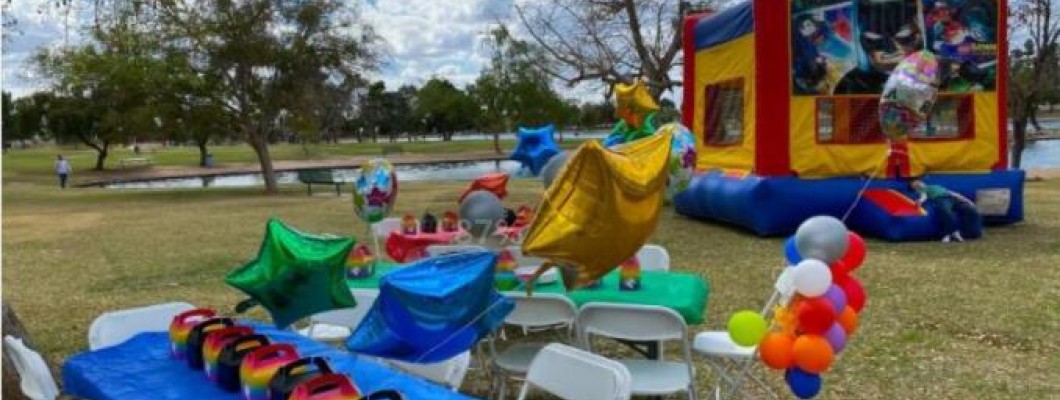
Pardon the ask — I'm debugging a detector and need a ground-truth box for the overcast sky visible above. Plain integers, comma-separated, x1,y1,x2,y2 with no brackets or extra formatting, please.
1,0,612,103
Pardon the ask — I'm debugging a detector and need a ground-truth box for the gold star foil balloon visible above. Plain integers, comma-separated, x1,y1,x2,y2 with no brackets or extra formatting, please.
614,80,660,130
521,129,673,292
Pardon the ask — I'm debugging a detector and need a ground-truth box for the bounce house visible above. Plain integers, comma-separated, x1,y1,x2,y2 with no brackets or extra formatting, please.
674,0,1023,241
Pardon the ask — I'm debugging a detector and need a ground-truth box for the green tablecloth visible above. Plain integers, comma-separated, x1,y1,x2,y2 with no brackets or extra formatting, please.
348,262,710,324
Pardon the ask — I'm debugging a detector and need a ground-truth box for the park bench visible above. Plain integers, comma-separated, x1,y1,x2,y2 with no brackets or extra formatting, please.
297,169,344,196
118,157,154,169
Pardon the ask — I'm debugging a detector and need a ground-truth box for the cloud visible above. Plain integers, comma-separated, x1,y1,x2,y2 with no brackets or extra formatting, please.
0,0,612,104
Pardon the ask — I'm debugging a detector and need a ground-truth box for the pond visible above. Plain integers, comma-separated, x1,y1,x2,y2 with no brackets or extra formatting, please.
102,160,526,189
100,142,1059,189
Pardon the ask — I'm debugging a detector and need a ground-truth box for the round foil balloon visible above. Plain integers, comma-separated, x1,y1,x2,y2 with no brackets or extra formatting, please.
879,51,939,142
658,123,697,201
353,159,397,223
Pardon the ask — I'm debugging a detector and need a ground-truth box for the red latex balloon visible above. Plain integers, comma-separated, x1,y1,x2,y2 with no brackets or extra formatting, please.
830,260,851,281
797,298,836,335
840,232,866,271
838,276,866,312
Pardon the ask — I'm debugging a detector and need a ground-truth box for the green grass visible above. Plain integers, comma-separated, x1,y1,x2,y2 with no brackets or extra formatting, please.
3,147,1060,399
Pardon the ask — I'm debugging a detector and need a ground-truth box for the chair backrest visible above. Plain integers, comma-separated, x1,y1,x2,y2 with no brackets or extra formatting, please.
517,343,632,400
575,303,687,346
3,336,59,400
636,244,670,271
388,351,471,390
424,244,489,257
311,290,378,328
87,302,196,350
371,218,402,239
505,245,546,268
504,293,578,330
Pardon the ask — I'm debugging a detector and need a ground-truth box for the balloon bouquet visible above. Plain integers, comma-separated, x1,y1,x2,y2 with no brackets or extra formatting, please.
727,216,868,399
352,159,398,272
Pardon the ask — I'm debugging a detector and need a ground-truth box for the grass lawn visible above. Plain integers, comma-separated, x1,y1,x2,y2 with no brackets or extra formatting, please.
3,145,1059,399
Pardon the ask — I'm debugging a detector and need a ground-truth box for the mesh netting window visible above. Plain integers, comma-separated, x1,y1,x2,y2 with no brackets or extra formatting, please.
703,79,744,146
913,95,974,140
817,95,975,144
816,97,886,144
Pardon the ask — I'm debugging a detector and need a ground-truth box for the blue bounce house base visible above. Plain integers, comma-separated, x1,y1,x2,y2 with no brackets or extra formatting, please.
673,169,1025,242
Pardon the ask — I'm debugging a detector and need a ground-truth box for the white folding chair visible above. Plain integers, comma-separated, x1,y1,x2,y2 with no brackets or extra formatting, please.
504,245,546,268
3,336,59,400
424,244,489,257
87,301,196,350
636,244,671,271
576,303,696,400
517,343,632,400
299,290,378,342
387,351,471,391
489,293,578,400
693,270,792,400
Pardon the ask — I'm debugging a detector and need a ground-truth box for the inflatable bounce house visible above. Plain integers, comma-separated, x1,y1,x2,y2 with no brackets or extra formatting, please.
674,0,1023,241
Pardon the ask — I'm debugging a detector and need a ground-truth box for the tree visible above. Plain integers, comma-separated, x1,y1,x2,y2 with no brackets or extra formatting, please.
154,0,380,193
472,25,575,152
8,92,55,147
515,0,706,100
35,13,166,170
415,78,477,141
1010,0,1060,168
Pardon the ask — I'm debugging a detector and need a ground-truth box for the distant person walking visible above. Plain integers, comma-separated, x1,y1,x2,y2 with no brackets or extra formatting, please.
55,155,71,189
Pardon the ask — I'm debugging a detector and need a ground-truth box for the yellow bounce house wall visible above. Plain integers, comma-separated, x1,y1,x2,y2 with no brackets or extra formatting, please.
693,34,756,172
790,94,1000,178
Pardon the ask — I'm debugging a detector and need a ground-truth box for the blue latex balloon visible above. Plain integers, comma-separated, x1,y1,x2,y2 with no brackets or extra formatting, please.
785,367,823,399
785,237,803,265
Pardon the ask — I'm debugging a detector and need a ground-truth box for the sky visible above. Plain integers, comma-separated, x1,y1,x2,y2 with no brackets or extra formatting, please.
0,0,607,102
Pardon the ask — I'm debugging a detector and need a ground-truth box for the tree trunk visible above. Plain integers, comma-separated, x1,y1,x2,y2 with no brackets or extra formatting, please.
3,303,42,400
196,139,209,167
94,143,109,171
493,131,501,154
248,136,279,194
1011,117,1027,169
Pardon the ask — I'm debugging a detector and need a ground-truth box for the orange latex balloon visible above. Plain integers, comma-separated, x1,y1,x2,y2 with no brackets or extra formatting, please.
837,306,859,335
792,335,834,373
759,332,796,370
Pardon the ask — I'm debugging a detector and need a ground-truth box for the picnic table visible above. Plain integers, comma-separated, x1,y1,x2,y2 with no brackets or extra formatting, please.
62,322,475,400
349,262,709,325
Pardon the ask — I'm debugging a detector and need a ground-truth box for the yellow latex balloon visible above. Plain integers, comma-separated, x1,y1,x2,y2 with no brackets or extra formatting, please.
614,80,660,130
521,130,673,292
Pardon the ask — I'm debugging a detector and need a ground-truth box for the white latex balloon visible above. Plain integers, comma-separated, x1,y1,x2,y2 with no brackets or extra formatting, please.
794,216,849,264
793,259,833,297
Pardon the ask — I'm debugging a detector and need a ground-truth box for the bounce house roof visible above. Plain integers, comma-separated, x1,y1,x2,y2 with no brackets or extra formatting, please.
694,1,752,51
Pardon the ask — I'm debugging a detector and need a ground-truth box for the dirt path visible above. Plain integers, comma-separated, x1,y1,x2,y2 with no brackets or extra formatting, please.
76,151,507,186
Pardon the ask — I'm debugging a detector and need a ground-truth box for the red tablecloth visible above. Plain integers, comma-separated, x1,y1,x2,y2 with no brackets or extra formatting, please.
385,230,466,262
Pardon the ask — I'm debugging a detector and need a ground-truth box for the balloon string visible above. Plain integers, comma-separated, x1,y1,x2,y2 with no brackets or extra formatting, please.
840,152,889,222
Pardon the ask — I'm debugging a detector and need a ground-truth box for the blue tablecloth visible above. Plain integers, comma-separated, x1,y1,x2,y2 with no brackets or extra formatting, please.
62,322,476,400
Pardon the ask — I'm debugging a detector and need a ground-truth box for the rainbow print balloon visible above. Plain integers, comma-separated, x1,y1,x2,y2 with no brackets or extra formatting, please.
169,308,217,359
202,326,253,382
352,159,398,224
240,344,300,400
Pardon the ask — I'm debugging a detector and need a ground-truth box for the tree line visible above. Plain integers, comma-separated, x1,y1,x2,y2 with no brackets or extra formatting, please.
1,0,618,193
